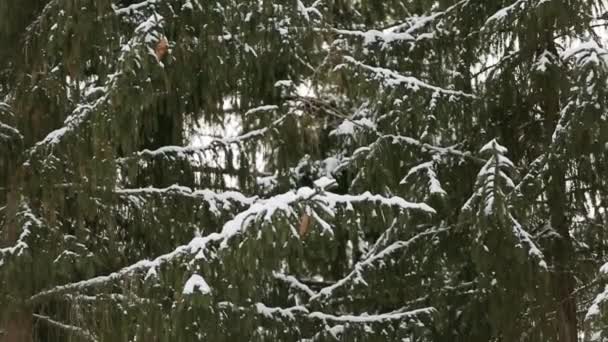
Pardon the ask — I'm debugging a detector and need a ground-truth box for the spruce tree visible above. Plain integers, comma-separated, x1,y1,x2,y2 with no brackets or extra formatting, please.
2,0,608,341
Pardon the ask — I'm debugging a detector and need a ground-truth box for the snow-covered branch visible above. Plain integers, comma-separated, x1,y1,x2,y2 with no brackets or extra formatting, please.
27,3,164,157
311,227,448,302
121,113,291,162
116,185,256,215
485,0,528,25
347,134,484,172
342,56,475,98
227,301,434,328
113,0,158,16
273,272,316,297
400,159,447,198
0,204,43,266
30,187,433,303
33,314,97,342
308,307,435,323
332,0,469,46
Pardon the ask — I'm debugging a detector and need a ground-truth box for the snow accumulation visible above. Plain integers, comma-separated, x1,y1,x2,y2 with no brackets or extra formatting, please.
400,160,447,196
308,307,435,323
480,138,508,155
244,105,279,116
0,122,22,140
0,207,41,265
296,0,321,22
587,285,608,320
562,41,608,63
509,214,547,269
330,118,376,136
30,187,434,302
387,134,477,162
255,302,308,320
343,56,475,98
484,0,527,26
313,176,336,190
116,185,256,215
135,13,165,44
333,1,466,46
332,28,414,46
273,272,315,297
311,227,447,301
36,103,96,148
183,274,211,295
113,0,157,15
253,302,433,327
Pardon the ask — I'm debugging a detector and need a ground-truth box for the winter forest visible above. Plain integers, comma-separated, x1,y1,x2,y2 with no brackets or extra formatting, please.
3,0,608,341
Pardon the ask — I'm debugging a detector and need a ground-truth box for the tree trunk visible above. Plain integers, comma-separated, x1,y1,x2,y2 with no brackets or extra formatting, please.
547,158,577,342
1,167,32,341
2,311,33,342
539,28,577,341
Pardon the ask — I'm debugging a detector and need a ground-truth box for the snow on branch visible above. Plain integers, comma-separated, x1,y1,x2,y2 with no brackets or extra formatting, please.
485,0,525,23
113,0,157,16
321,191,435,214
586,265,608,323
0,204,43,266
273,272,316,297
299,306,437,340
311,227,448,302
33,102,97,151
27,7,163,156
0,121,22,142
116,185,256,215
330,118,376,137
225,114,289,143
350,134,484,168
216,301,309,322
342,56,475,98
255,302,309,321
484,0,531,28
0,102,22,142
183,274,211,295
562,41,608,66
225,301,434,328
387,0,469,33
33,314,97,342
510,88,583,201
509,214,547,269
332,28,414,46
244,105,279,116
462,139,547,269
509,153,547,201
29,254,177,304
296,0,322,22
586,285,608,321
400,159,447,197
389,134,480,161
124,113,291,161
308,307,435,323
462,139,515,216
332,0,468,46
0,101,11,113
30,187,433,302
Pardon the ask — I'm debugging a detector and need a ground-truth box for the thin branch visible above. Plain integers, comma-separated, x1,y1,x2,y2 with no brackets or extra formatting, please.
33,314,97,342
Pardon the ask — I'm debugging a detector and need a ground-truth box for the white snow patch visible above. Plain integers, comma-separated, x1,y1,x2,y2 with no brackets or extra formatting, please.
183,274,211,295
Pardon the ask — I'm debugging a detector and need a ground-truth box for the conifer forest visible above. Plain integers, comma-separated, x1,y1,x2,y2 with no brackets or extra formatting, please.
3,0,608,341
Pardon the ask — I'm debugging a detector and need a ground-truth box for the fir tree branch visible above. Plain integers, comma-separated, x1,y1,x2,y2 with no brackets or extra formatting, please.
32,314,97,342
311,227,448,303
342,56,476,98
